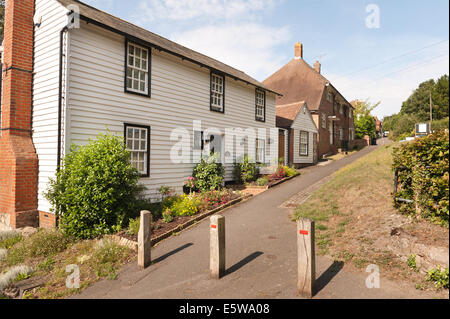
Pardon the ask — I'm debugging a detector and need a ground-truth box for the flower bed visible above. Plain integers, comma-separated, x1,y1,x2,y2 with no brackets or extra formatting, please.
114,189,250,248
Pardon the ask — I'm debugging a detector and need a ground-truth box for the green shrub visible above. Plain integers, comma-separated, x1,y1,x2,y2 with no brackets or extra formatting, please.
45,133,143,239
283,166,299,177
6,229,74,266
426,267,449,289
127,217,140,236
162,208,174,223
256,176,269,186
171,194,201,216
431,117,449,132
197,189,236,211
192,154,225,191
233,155,258,184
407,254,417,271
392,130,449,226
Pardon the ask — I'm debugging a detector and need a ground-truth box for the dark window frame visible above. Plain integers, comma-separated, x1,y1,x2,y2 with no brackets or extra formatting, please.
255,88,266,122
124,123,151,178
299,130,309,156
124,39,152,98
210,72,225,113
193,130,204,150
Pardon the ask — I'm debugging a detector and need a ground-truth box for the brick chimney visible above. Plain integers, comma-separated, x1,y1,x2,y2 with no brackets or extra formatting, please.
0,0,39,229
294,42,303,60
314,60,321,74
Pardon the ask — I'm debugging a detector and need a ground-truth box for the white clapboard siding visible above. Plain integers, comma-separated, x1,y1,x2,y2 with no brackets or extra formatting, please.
61,21,277,201
291,105,318,164
32,0,69,212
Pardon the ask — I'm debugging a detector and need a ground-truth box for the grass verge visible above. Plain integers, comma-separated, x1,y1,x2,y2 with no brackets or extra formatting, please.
294,144,449,293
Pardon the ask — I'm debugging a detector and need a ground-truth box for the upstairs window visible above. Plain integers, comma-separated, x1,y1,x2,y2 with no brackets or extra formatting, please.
126,42,150,96
125,124,150,176
210,73,225,112
255,138,265,163
255,89,265,122
327,91,332,103
321,113,327,129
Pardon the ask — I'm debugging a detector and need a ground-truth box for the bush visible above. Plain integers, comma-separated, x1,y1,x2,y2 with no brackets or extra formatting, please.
127,217,140,236
283,166,299,177
431,117,449,132
268,165,286,181
162,208,174,223
392,130,449,226
426,267,449,289
192,154,225,191
197,189,237,211
256,176,269,186
233,155,258,184
171,194,201,216
45,133,143,239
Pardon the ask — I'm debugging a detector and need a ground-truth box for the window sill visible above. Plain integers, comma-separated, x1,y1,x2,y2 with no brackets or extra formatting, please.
125,88,151,98
210,106,224,113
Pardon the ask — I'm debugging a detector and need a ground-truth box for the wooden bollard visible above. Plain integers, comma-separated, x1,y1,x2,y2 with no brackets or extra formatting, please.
138,210,152,269
297,218,315,298
210,215,225,279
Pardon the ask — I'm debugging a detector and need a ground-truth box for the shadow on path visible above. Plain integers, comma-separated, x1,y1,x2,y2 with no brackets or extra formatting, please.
226,251,264,276
152,243,194,264
314,261,344,296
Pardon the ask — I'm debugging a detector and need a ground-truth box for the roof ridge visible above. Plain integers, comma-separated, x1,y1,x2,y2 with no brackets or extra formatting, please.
276,100,305,108
57,0,274,93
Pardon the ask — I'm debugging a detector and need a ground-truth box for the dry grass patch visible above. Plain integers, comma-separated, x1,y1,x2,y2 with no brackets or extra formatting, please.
0,229,135,299
294,144,449,294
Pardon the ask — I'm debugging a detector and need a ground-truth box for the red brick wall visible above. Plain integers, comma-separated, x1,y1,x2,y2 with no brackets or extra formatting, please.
0,0,39,229
39,211,57,229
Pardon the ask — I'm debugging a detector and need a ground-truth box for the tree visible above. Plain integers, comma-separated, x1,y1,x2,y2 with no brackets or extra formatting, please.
355,114,376,139
383,74,449,140
399,75,449,121
352,99,380,138
352,99,381,118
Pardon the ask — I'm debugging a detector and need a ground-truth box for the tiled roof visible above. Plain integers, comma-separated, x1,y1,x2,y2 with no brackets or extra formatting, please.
276,101,306,128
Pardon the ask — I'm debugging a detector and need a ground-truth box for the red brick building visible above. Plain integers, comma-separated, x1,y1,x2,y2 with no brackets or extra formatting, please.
0,0,40,229
263,43,355,158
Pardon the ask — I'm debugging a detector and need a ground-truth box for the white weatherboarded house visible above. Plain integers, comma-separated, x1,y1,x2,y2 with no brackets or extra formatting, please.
32,0,279,215
276,101,318,167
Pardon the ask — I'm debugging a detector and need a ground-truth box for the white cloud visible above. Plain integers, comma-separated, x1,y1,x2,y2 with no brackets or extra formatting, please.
326,52,449,119
138,0,277,22
170,23,291,79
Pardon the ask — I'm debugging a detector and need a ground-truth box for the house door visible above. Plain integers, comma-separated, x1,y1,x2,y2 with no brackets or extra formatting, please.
278,130,285,164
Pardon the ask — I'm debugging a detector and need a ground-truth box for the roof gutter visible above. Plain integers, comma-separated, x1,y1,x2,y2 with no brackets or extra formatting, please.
77,15,282,96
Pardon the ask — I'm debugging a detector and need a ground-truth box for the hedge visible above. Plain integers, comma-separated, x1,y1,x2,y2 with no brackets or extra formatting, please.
392,130,449,226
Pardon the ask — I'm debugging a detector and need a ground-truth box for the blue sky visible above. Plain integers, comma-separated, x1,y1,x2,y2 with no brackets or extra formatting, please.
83,0,449,119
